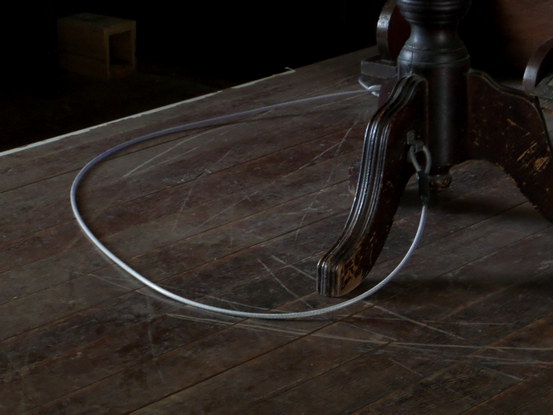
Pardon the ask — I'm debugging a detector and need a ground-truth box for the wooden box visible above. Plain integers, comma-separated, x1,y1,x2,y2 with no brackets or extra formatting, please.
57,13,136,79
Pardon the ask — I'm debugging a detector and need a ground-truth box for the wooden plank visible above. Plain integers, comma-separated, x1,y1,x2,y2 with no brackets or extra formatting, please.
467,378,553,415
0,151,525,303
0,49,372,192
23,323,325,415
0,95,369,306
0,158,544,344
9,323,300,413
12,173,553,413
3,211,548,415
2,47,553,414
0,93,370,245
2,91,370,282
0,153,355,305
344,234,553,414
228,231,553,415
112,229,553,415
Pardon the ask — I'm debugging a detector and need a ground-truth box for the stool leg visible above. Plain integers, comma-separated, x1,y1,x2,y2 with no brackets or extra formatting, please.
317,75,427,296
467,71,553,222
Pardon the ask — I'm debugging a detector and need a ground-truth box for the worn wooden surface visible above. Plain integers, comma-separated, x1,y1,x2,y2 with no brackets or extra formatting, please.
2,48,553,414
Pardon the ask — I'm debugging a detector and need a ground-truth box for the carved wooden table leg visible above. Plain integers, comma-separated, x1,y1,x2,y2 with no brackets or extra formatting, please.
317,76,426,296
317,0,553,297
318,0,469,296
467,72,553,221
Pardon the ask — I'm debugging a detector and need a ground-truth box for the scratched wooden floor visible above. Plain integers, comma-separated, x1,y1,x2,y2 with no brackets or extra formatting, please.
2,49,553,414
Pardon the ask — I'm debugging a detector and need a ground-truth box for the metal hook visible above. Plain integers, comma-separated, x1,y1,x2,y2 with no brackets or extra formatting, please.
407,141,432,205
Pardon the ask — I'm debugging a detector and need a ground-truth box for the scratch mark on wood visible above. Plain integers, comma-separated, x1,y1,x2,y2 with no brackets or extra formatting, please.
123,124,233,179
257,259,313,309
470,354,551,365
388,357,423,376
482,367,524,381
292,143,341,173
394,341,553,353
123,140,199,178
270,255,316,281
74,271,138,290
516,141,538,162
166,312,305,336
294,124,356,173
194,190,259,230
204,296,275,311
166,312,390,343
342,321,399,341
366,303,466,340
506,117,525,131
171,177,202,233
165,312,553,364
294,199,318,242
165,313,240,326
293,125,355,242
422,320,511,327
203,150,231,175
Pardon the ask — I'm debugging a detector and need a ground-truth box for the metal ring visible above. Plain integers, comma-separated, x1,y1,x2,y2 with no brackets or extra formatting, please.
408,143,432,174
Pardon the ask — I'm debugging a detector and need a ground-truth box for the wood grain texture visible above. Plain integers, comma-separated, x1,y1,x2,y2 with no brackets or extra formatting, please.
1,49,553,414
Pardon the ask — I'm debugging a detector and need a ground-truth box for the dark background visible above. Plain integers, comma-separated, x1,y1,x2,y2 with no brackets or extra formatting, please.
0,1,388,150
8,1,385,85
0,1,531,150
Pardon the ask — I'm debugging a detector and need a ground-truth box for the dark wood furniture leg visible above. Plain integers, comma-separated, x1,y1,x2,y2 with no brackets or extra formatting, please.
318,0,553,297
317,76,426,296
467,72,553,221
